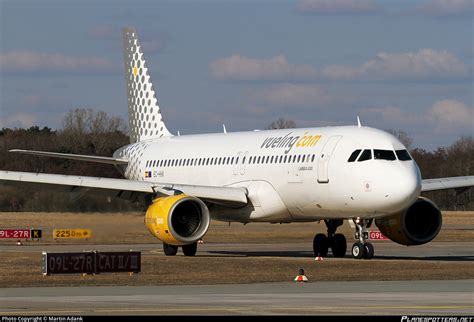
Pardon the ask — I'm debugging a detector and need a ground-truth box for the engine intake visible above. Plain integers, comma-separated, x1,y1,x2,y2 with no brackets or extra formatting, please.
375,197,442,246
145,194,210,246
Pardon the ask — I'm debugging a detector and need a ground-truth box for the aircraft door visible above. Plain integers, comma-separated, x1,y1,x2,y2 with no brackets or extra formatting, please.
240,151,248,175
317,135,342,183
233,152,242,175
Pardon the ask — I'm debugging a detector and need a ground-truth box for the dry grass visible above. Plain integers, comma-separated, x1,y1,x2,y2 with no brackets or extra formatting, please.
1,252,473,288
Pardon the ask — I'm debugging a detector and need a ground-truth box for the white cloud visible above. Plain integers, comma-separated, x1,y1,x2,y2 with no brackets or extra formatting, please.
251,84,328,107
209,55,318,82
0,51,117,75
356,49,470,81
359,100,473,134
297,0,380,14
429,99,473,129
210,49,469,83
414,0,474,17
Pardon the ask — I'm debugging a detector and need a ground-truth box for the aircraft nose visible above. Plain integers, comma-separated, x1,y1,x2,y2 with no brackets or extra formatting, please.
383,164,421,213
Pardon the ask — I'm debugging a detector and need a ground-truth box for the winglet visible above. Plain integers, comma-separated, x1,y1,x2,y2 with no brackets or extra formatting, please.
357,116,362,128
223,124,227,134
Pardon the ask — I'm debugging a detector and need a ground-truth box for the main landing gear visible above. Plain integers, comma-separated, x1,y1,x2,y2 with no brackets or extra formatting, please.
312,219,347,258
163,242,198,256
351,218,374,260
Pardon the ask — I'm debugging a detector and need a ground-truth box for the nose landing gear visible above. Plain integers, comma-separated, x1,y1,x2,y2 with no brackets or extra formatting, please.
312,219,347,258
351,218,374,259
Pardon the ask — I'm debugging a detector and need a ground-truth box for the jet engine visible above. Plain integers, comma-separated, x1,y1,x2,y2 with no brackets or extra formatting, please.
375,197,442,246
145,194,210,246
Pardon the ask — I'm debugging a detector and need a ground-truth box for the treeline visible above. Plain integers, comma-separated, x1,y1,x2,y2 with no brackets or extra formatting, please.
411,136,473,210
0,113,472,211
0,109,139,212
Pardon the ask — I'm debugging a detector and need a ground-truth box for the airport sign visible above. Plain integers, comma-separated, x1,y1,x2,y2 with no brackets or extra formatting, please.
42,251,141,275
53,229,92,239
0,229,42,239
369,230,389,240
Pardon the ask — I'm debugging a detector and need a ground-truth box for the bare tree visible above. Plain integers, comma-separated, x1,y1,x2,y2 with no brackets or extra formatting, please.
265,118,296,130
386,129,413,150
62,108,127,155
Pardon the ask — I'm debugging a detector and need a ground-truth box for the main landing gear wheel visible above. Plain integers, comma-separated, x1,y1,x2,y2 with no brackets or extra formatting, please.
182,242,198,256
331,233,347,258
163,242,178,256
351,242,366,259
351,217,375,260
312,220,347,258
363,242,374,259
313,233,328,257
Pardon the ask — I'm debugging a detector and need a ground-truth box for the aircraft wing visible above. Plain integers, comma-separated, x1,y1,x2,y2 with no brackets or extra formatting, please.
421,176,474,192
0,170,248,207
9,149,128,165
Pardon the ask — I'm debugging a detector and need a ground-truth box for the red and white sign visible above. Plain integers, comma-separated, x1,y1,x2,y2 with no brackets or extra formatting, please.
0,229,31,239
369,230,389,240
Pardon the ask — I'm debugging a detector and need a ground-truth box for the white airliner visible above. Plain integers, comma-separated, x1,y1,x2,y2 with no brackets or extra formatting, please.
1,27,473,259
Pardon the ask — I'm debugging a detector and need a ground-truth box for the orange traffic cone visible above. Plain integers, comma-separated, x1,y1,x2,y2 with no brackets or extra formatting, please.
16,240,23,246
314,253,324,261
294,268,308,282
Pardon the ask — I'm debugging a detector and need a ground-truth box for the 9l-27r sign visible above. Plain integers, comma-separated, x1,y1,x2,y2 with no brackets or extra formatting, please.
42,251,141,275
0,229,42,239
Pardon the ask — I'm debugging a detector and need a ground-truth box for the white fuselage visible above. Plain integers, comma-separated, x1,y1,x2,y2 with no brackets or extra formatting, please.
114,126,422,223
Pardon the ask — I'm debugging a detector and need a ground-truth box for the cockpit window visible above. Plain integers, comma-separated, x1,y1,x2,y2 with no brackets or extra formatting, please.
396,149,412,161
374,149,396,161
357,149,372,162
348,149,361,162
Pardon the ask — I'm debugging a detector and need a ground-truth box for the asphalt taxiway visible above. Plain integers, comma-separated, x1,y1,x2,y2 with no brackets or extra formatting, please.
1,280,472,315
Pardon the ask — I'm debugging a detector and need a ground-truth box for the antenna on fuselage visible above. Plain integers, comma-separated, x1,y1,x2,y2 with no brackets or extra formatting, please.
223,124,227,134
357,116,362,128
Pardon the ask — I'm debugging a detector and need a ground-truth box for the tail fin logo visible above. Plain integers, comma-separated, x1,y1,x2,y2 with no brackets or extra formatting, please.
122,27,173,143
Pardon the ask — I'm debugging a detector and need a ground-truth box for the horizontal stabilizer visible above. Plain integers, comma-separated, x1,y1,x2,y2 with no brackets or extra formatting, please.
9,149,128,165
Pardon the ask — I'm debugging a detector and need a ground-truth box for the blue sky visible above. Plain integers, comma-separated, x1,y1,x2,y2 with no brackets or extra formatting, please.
0,0,472,150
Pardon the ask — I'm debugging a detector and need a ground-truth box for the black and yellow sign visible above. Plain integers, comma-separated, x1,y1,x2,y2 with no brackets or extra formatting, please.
53,229,92,239
42,251,141,275
30,229,42,239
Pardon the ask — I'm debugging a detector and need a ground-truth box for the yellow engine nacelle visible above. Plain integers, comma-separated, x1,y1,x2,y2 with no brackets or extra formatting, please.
145,194,210,246
375,197,442,246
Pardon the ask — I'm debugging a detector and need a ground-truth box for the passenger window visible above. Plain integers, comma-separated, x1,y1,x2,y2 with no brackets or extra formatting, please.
348,149,361,162
311,154,315,162
374,149,396,161
396,150,412,161
358,149,372,162
243,156,246,164
297,155,301,163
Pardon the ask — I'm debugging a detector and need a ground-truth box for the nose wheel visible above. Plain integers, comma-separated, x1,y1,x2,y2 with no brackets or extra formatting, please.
351,218,374,260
